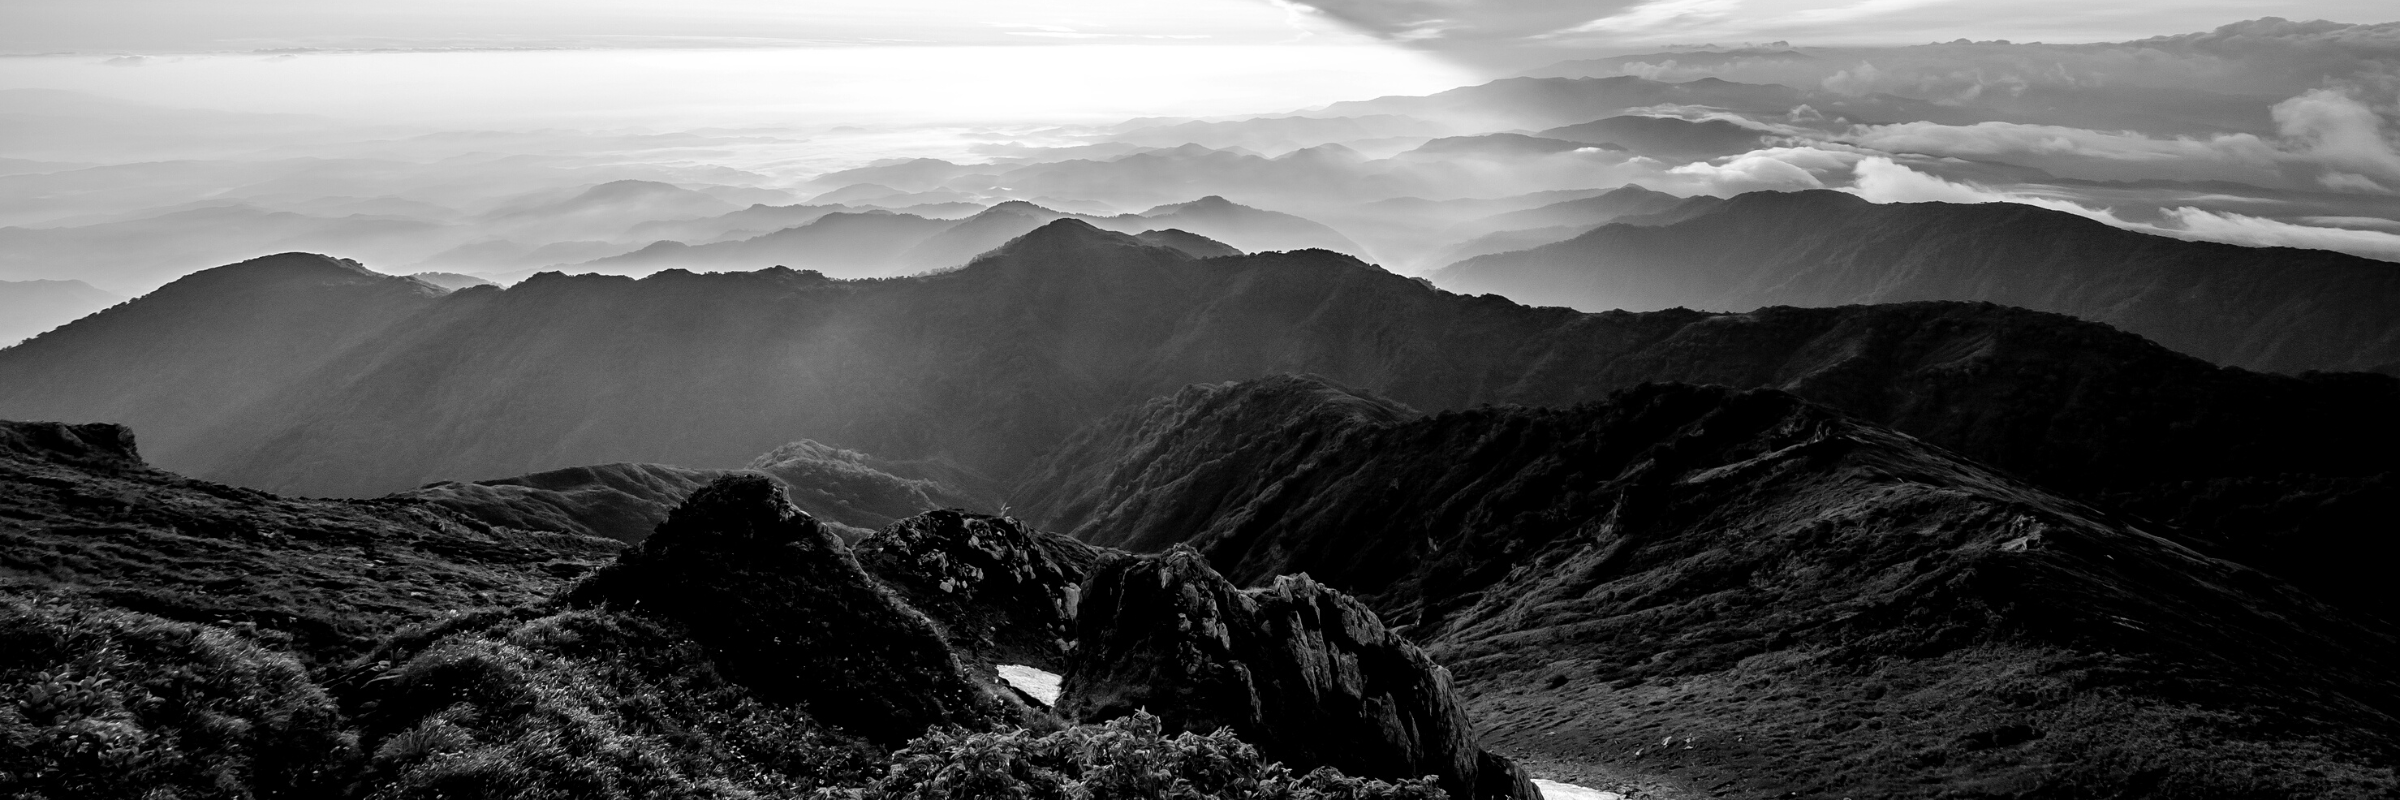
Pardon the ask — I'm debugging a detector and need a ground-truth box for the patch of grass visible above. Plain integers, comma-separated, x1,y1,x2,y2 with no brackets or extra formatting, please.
0,592,358,799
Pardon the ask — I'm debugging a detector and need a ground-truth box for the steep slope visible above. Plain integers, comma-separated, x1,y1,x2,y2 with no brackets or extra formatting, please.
0,253,448,483
0,277,119,346
1064,546,1538,800
0,419,619,667
1021,378,2400,798
1433,189,2400,374
1134,228,1244,258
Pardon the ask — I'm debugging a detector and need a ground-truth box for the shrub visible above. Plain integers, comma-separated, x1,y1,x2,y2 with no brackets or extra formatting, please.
354,610,881,800
851,713,1447,800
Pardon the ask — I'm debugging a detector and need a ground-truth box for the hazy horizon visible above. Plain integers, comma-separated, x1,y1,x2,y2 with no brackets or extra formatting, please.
3,3,2398,337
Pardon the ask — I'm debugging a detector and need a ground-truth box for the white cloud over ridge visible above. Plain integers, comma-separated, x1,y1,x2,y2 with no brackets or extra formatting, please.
1843,156,2400,260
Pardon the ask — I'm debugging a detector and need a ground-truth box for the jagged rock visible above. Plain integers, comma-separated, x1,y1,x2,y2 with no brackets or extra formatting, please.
567,474,993,744
0,420,143,468
1059,546,1536,800
853,509,1104,670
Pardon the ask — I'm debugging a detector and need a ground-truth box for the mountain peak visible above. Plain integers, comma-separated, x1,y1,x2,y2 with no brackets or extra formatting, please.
1141,195,1243,217
568,473,994,743
979,199,1058,217
982,217,1157,259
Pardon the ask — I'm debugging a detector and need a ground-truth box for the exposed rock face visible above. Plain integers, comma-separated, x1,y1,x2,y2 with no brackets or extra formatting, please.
568,474,993,744
1060,546,1537,800
0,420,142,468
853,509,1103,669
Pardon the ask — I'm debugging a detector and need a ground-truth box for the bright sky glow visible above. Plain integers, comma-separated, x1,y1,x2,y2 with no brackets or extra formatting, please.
0,45,1477,128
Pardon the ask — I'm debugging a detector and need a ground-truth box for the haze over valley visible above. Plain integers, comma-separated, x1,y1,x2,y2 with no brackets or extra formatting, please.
3,3,2399,799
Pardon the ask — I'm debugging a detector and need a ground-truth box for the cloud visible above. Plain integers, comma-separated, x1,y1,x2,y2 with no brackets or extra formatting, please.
1661,145,1864,194
1556,0,1740,36
1844,156,2400,261
2165,205,2400,258
2273,88,2400,189
1842,86,2400,193
1267,0,1643,44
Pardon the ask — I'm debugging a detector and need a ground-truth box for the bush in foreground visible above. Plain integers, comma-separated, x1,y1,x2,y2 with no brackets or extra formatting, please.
845,712,1447,800
0,592,357,799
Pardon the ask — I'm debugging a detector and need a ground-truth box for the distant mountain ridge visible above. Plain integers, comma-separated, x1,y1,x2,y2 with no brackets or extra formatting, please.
1434,189,2400,374
548,195,1341,278
0,277,120,346
2,225,2391,629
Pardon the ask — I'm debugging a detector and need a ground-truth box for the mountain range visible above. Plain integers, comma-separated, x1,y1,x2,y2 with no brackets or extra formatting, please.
1434,189,2400,374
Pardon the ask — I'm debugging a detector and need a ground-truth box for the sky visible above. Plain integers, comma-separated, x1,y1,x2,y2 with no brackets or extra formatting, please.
8,0,2396,57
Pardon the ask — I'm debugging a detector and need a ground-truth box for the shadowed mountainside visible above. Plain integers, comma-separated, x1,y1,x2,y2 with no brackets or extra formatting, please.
1020,377,2400,799
1433,189,2400,374
0,419,620,667
3,222,2394,595
0,253,450,463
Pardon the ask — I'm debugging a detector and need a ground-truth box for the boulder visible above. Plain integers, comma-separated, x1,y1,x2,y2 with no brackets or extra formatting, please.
1059,546,1536,800
854,509,1103,670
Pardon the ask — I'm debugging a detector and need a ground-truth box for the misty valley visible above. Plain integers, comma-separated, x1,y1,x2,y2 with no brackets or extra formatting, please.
3,10,2399,800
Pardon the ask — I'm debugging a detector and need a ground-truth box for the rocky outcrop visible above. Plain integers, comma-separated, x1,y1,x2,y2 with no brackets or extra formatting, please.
0,420,143,469
567,474,993,744
853,509,1104,669
1060,546,1536,800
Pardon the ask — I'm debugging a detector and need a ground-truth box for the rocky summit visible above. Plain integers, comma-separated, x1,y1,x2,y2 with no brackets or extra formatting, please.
1063,545,1539,800
567,474,996,744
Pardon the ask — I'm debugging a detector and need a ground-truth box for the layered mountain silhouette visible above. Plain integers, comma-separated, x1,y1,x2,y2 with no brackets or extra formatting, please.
1018,376,2400,798
1434,189,2400,374
552,195,1331,278
4,224,2393,613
